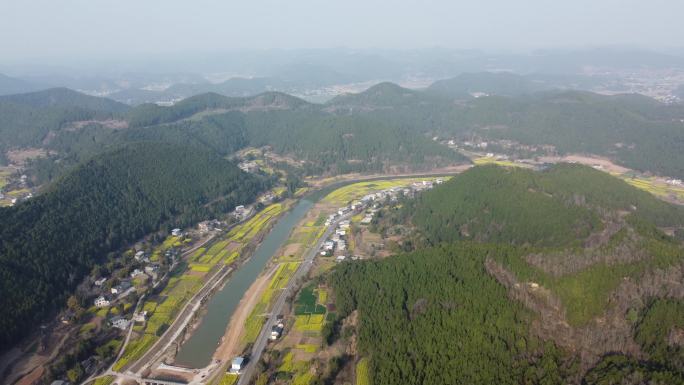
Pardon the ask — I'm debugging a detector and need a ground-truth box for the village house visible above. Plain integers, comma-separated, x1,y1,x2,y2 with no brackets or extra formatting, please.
238,161,258,173
230,357,245,374
198,219,222,232
130,269,144,278
94,295,111,308
109,316,131,330
133,311,148,323
144,264,160,274
134,250,148,262
259,192,275,204
93,277,107,287
171,228,183,237
234,205,249,220
111,280,132,295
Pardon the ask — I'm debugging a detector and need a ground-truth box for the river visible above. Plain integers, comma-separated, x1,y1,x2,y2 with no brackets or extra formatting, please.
173,174,450,368
172,184,343,367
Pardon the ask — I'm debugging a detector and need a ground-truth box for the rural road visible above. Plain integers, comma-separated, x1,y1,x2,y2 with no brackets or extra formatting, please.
236,212,351,385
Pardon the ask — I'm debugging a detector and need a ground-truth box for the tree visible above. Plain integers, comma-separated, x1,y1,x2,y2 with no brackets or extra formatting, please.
66,364,83,383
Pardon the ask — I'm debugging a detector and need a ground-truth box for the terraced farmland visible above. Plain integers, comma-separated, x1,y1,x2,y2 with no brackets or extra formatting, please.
242,262,301,343
322,177,449,206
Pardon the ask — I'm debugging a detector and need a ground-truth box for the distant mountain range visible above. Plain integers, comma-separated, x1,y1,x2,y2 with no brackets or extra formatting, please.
3,47,683,105
0,73,46,96
1,74,683,180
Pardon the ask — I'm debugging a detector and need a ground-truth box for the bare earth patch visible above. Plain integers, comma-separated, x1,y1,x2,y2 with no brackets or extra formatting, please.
5,148,50,166
485,258,684,375
539,154,631,174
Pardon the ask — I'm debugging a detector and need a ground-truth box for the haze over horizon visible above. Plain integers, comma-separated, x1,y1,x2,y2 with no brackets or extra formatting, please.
2,0,683,67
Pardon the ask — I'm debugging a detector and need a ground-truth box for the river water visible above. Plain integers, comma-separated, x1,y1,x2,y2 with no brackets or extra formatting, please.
174,197,315,367
173,175,446,368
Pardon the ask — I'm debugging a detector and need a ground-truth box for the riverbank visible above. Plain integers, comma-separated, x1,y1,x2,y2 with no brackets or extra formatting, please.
213,265,279,362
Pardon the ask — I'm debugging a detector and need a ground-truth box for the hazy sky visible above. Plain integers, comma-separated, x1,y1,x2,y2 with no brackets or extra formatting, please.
1,0,683,62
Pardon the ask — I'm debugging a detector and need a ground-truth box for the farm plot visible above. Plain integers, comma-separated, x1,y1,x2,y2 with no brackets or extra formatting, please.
294,284,326,316
242,262,301,343
227,203,284,242
323,177,449,206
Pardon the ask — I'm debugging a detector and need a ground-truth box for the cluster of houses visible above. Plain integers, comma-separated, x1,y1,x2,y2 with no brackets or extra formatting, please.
238,161,259,173
321,217,351,261
93,279,132,309
259,192,276,204
198,219,223,233
107,309,149,331
91,246,170,332
234,205,250,221
320,180,443,262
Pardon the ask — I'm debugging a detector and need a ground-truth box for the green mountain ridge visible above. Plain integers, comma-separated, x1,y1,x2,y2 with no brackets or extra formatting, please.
330,164,684,384
0,142,266,347
2,81,684,181
408,164,684,247
427,72,551,98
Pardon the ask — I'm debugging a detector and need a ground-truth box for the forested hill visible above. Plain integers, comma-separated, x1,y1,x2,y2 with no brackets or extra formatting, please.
330,164,684,384
0,87,129,111
426,72,550,98
408,164,684,246
0,73,45,96
326,82,444,110
449,90,684,178
4,83,684,181
0,142,266,347
126,91,312,128
0,88,130,155
22,88,465,180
